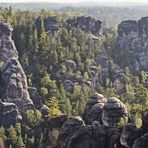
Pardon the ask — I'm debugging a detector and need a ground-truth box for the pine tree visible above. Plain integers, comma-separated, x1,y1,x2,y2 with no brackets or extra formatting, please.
33,29,39,49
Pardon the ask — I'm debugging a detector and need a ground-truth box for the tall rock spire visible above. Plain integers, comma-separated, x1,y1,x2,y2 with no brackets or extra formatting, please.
0,22,34,111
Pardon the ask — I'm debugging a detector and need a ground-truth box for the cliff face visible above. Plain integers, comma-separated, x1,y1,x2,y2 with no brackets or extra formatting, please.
114,17,148,75
67,16,102,36
0,22,34,126
44,16,59,37
40,93,148,148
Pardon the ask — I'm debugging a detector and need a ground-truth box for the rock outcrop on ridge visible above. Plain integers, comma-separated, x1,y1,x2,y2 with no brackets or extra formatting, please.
114,17,148,75
40,94,133,148
0,22,34,126
44,16,59,37
66,16,102,36
40,92,148,148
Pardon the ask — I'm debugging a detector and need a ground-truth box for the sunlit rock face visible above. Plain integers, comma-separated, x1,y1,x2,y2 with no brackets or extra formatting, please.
0,22,34,112
114,17,148,75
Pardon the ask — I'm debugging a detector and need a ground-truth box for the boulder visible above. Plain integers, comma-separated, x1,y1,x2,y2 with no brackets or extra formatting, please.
83,93,107,124
56,116,85,148
40,104,49,117
120,123,139,148
113,73,125,94
64,60,77,71
63,121,106,148
28,87,42,107
102,97,128,128
138,17,148,36
118,20,138,36
40,115,68,148
63,80,74,93
132,132,148,148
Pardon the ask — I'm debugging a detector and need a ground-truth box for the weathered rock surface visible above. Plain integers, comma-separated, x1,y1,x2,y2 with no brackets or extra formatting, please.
132,133,148,148
91,52,125,94
114,17,148,75
41,95,148,148
102,97,128,128
142,110,148,133
83,93,107,124
64,60,77,72
67,16,102,36
0,22,34,112
120,123,139,148
42,94,147,148
0,101,22,127
63,80,75,93
40,115,68,148
28,87,42,107
44,16,59,37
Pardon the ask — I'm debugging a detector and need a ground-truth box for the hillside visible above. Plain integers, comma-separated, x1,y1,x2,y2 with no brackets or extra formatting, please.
0,5,148,148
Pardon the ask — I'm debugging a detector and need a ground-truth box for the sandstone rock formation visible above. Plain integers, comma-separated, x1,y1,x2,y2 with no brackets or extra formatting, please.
120,123,139,148
66,16,102,36
114,17,148,75
44,16,59,37
0,101,22,127
102,97,128,128
40,115,68,148
64,60,77,72
83,93,107,124
41,94,139,148
132,132,148,148
28,87,42,107
91,52,125,94
0,22,34,113
41,97,148,148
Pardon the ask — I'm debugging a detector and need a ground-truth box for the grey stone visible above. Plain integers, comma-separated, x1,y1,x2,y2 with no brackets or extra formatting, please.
83,93,107,124
0,101,22,127
67,16,102,36
64,60,77,71
120,123,139,148
102,97,128,128
28,87,42,107
44,16,59,37
114,17,148,74
132,132,148,148
0,22,34,112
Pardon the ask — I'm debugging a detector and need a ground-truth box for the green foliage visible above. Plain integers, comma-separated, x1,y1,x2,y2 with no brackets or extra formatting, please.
0,6,148,148
7,126,17,145
59,84,72,115
135,113,142,128
25,110,42,127
0,127,6,140
117,117,126,127
46,97,62,118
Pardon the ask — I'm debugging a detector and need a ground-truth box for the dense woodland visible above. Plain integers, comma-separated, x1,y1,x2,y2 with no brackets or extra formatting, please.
0,6,148,148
